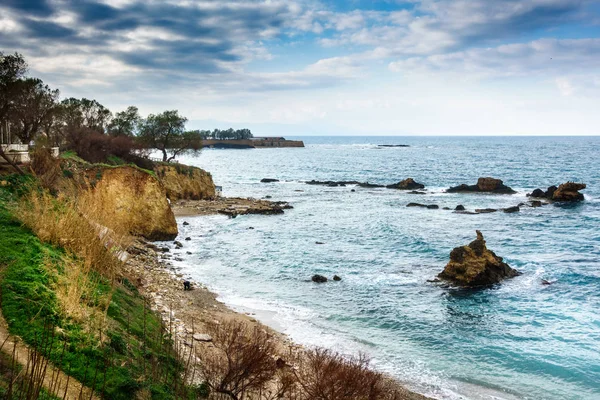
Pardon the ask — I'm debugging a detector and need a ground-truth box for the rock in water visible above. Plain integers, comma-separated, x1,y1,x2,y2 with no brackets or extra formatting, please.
527,182,585,202
503,206,520,213
438,231,521,286
447,177,516,194
333,275,342,281
386,178,425,190
312,274,328,283
552,182,586,202
261,178,280,183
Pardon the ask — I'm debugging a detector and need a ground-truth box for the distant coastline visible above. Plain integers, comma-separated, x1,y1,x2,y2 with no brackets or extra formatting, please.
202,137,305,149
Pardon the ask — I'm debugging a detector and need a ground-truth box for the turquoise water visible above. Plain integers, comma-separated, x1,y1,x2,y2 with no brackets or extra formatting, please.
171,137,600,399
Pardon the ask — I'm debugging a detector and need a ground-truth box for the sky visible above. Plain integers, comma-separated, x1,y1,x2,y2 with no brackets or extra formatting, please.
2,0,600,136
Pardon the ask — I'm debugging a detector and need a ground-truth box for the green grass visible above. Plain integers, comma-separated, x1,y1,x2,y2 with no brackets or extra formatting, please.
0,182,193,399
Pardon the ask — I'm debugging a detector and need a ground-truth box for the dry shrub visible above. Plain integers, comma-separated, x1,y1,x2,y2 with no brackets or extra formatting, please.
293,348,393,400
65,127,141,164
199,320,278,400
13,187,131,329
29,147,62,189
48,253,111,329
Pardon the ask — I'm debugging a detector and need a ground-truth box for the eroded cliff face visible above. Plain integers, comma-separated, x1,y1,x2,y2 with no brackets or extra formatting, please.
154,164,216,201
87,166,178,241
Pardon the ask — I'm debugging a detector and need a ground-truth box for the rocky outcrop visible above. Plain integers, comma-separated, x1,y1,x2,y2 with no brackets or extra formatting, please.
386,178,425,190
306,180,360,187
438,231,521,286
88,166,178,241
528,182,586,202
172,197,292,217
306,179,424,190
312,274,328,283
154,164,216,201
407,203,439,209
447,177,516,194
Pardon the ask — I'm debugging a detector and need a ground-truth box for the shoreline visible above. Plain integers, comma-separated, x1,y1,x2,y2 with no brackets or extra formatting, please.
124,212,431,399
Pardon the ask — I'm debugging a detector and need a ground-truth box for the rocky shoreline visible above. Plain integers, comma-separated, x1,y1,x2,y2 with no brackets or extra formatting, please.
123,236,430,400
171,197,293,217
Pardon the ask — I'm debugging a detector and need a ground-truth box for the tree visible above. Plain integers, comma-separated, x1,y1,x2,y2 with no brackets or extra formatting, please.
59,97,112,133
0,52,28,174
198,320,277,400
107,106,140,137
9,78,60,144
138,110,202,162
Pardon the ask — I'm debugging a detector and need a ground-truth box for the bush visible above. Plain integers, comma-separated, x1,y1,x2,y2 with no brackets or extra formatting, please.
199,320,277,399
65,127,141,164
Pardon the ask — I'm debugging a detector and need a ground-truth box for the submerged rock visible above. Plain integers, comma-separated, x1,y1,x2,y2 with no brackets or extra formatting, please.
475,208,497,214
406,203,439,209
306,180,359,187
357,182,385,188
333,275,342,281
503,206,520,213
311,274,328,283
386,178,425,190
261,178,280,183
438,231,521,286
447,177,516,194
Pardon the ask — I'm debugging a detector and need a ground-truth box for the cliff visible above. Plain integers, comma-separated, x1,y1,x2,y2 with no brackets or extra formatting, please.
84,166,178,241
154,163,216,200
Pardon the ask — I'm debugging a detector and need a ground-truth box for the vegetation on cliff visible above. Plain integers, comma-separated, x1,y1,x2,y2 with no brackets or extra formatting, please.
0,177,201,399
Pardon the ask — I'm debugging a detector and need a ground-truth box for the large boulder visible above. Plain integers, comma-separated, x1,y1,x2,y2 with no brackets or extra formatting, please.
447,177,516,194
438,231,521,286
527,182,585,202
552,182,586,201
154,164,216,201
386,178,425,190
312,274,328,283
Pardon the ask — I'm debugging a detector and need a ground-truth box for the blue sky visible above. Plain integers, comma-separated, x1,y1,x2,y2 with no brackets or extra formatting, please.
1,0,600,135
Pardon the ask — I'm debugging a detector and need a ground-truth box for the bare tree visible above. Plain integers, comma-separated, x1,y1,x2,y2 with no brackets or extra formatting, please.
199,320,278,400
293,348,385,400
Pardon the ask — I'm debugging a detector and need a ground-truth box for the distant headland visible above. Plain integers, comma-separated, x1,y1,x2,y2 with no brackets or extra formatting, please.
203,137,305,149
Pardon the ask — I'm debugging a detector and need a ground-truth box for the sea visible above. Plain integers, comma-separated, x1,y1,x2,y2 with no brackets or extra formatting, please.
166,136,600,400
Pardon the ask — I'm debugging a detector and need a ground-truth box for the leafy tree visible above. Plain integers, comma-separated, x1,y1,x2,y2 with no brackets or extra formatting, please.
59,97,112,133
204,128,253,140
107,106,141,137
138,110,202,162
0,52,29,174
9,78,60,144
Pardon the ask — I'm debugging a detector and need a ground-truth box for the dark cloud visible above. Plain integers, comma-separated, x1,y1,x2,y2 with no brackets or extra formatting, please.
3,0,54,17
74,2,120,23
21,19,78,39
1,0,294,77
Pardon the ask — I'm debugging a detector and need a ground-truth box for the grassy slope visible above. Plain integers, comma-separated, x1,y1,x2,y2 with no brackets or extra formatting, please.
0,178,191,399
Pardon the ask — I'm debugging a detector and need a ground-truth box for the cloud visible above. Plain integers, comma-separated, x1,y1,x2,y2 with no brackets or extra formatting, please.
320,0,591,57
0,0,303,82
388,38,600,77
